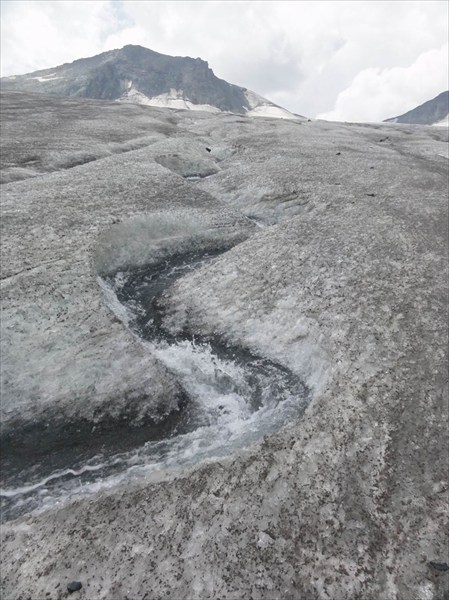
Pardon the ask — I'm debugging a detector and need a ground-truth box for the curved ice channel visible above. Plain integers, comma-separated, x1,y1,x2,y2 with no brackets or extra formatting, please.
1,248,309,522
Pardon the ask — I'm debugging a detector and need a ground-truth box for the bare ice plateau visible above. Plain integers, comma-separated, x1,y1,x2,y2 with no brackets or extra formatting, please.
0,91,448,600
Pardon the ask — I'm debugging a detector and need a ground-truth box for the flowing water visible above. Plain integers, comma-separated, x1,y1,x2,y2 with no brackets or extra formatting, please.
1,247,309,522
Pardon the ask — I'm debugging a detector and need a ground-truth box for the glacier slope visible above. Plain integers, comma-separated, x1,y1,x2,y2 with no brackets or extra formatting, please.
1,92,448,600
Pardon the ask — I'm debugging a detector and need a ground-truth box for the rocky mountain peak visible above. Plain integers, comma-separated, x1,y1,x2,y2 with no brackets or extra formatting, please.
1,45,302,120
384,90,449,126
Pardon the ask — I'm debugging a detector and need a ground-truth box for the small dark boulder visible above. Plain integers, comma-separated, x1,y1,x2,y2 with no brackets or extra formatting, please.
205,147,211,153
366,193,376,197
336,152,341,155
67,581,83,593
429,562,449,572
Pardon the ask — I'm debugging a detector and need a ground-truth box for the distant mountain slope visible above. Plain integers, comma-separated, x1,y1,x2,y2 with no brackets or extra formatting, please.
384,90,448,125
1,45,303,120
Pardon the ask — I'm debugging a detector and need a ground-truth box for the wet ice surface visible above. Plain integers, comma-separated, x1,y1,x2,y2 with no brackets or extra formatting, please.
2,93,448,600
1,248,309,522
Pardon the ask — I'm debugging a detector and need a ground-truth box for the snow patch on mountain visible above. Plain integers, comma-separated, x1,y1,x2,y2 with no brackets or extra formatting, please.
119,84,221,113
246,103,300,120
118,83,301,119
30,73,62,83
432,114,449,127
244,89,302,120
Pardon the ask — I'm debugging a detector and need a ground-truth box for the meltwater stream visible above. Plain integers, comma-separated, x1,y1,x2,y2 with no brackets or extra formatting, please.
1,247,309,522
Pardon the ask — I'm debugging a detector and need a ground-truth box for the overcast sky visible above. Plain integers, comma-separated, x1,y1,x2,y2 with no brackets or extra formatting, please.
1,0,448,121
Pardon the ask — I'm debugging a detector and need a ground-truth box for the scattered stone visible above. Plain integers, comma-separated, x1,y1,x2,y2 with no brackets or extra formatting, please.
336,152,341,155
366,193,376,197
379,136,389,142
429,562,449,572
67,581,82,593
205,147,211,153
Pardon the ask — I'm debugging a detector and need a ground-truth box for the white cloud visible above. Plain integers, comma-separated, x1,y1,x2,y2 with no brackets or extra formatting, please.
318,43,449,122
0,1,120,76
1,1,448,121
